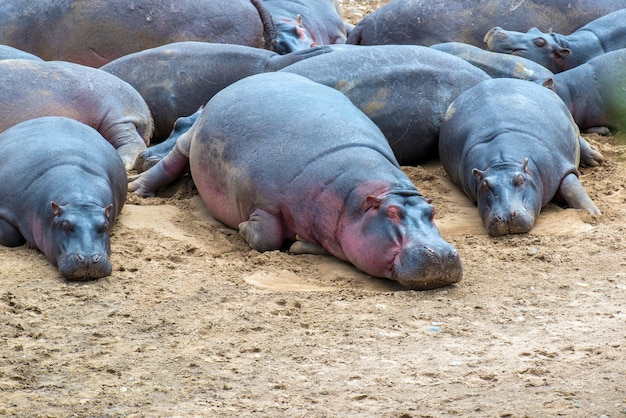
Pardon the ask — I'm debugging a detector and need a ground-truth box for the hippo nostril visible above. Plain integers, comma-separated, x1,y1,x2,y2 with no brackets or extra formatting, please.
511,211,517,219
91,254,103,264
75,253,86,263
495,214,504,222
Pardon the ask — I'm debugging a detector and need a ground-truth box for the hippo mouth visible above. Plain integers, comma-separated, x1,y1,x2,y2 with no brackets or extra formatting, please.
391,245,463,290
58,253,113,280
485,211,535,237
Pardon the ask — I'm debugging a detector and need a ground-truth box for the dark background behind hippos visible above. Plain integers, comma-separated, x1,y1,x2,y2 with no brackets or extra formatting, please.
1,1,624,416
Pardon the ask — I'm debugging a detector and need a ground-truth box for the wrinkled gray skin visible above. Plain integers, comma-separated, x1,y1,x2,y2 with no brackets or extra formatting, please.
100,42,333,145
0,45,43,61
439,79,602,237
263,0,348,54
0,59,153,170
129,72,463,290
0,117,126,279
280,44,490,164
484,9,626,73
543,49,626,134
431,42,554,82
347,0,626,48
0,0,276,67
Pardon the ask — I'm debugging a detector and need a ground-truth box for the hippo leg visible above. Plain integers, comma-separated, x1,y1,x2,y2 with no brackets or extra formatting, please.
0,218,25,247
104,123,150,170
238,209,285,252
289,236,329,255
557,173,601,215
578,137,604,167
582,126,611,136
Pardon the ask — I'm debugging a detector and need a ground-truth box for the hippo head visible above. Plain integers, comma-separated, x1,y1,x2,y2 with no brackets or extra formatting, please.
275,15,318,54
473,159,542,237
48,201,114,280
339,189,463,290
483,27,570,73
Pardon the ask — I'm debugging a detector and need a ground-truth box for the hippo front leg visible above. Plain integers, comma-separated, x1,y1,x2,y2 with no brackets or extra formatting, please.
289,235,329,255
0,218,25,247
578,136,604,167
238,209,286,252
557,173,601,215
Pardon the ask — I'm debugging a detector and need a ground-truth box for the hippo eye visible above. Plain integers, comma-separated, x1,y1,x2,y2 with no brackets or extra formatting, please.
481,179,491,194
534,38,547,47
514,174,525,187
61,220,73,232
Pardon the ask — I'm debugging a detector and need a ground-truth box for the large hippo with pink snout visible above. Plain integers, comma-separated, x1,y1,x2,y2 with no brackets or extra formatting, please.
129,72,463,290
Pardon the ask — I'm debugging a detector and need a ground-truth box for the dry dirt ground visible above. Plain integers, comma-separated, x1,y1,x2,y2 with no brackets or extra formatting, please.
1,1,625,417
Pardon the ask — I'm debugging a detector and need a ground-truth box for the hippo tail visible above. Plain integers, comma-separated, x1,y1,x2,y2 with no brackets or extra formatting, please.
250,0,278,51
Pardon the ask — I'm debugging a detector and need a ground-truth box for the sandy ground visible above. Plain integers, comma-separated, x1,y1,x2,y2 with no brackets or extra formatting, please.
1,1,625,417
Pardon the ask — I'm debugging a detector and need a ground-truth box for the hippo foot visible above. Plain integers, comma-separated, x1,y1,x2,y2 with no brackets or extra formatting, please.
289,237,328,255
239,209,284,252
133,150,161,173
558,173,601,216
582,126,611,136
116,143,148,171
578,137,604,167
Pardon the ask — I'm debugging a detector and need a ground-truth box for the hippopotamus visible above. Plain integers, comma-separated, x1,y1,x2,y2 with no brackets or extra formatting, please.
279,44,490,164
129,72,463,290
439,78,602,236
0,45,43,61
430,42,554,82
542,48,626,134
347,0,626,48
100,42,332,144
263,0,348,54
0,59,153,170
0,117,127,279
484,9,626,73
0,0,276,67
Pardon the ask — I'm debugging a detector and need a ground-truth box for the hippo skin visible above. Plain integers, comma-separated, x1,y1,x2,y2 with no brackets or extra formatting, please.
430,42,554,82
280,44,490,164
100,42,332,144
543,48,626,134
263,0,348,54
0,117,127,279
0,0,275,67
484,9,626,73
129,72,463,290
439,78,602,237
0,59,153,170
347,0,626,48
0,45,43,61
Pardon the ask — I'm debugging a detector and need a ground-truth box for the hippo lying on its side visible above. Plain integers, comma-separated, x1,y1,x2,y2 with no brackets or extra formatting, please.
0,117,127,279
543,48,626,134
439,78,602,237
130,72,463,290
0,0,276,67
263,0,348,54
347,0,626,48
100,42,332,144
280,45,490,164
484,9,626,73
430,42,554,82
0,59,153,170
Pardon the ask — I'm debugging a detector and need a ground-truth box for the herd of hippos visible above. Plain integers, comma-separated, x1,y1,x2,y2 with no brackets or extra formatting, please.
0,0,625,290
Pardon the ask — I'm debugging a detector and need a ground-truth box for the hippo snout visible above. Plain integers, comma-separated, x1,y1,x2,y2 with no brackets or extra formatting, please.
393,243,463,290
483,27,511,50
58,252,113,280
485,209,534,237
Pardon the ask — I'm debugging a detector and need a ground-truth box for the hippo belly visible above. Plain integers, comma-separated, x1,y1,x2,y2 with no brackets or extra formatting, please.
439,78,600,236
0,59,153,170
0,117,127,279
131,72,463,290
279,44,489,164
0,0,271,67
347,0,626,48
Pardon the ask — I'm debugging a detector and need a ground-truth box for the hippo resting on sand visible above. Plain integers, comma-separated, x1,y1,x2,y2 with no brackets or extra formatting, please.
484,9,626,73
347,0,626,48
100,42,332,144
439,78,602,237
0,117,127,280
430,42,554,82
130,72,463,290
0,59,153,170
280,44,490,165
0,0,276,67
263,0,348,54
543,48,626,134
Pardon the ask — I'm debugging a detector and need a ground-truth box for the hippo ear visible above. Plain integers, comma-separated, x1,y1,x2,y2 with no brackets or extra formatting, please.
104,204,113,219
542,77,555,91
472,168,485,181
522,158,530,173
364,195,382,212
51,201,63,217
553,46,571,59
